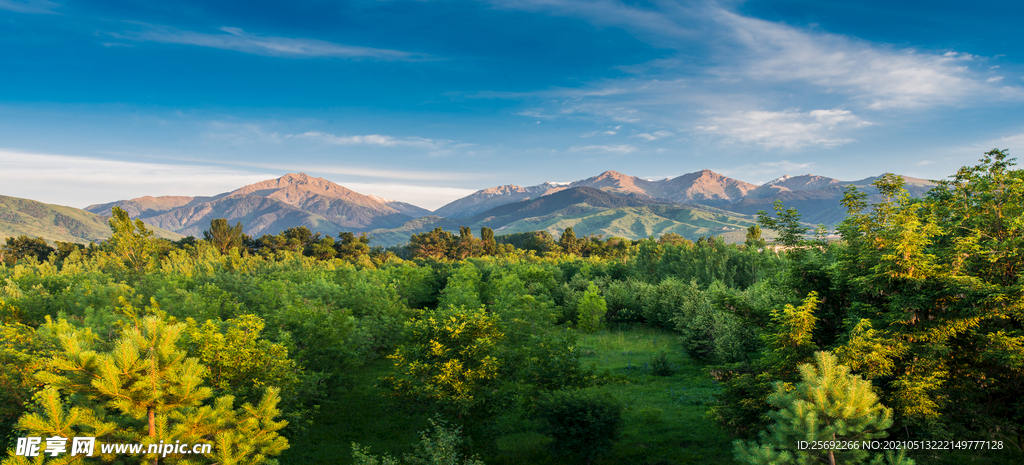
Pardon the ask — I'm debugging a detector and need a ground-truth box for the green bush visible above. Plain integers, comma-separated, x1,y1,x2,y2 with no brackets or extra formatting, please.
575,283,606,333
649,351,674,376
352,417,484,465
640,277,701,329
637,407,663,424
604,278,650,323
533,390,623,464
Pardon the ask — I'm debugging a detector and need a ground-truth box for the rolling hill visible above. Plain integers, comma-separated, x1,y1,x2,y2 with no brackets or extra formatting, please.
367,187,760,246
1,195,183,243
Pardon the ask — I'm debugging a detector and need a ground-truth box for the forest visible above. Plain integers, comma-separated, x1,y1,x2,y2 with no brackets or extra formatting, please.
1,150,1022,464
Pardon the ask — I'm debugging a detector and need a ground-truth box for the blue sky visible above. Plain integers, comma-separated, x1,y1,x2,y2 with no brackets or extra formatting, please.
2,0,1023,209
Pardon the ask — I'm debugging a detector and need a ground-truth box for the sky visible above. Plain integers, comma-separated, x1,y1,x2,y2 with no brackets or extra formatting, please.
2,0,1023,210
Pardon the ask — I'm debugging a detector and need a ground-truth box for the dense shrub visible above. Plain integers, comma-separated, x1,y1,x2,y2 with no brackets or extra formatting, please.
533,390,623,464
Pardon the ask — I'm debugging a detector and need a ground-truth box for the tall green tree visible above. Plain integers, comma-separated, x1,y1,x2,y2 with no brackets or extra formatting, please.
558,227,582,256
202,219,246,254
480,227,496,256
107,206,155,273
745,225,765,248
409,228,455,260
828,152,1024,442
336,232,372,260
758,200,808,247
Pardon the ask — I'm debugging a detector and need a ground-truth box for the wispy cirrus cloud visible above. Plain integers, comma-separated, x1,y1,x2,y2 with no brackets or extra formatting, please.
634,130,673,141
0,149,274,208
0,0,61,14
715,10,1021,110
567,144,637,154
297,131,445,149
108,23,430,60
716,160,817,183
478,0,1021,155
486,0,698,44
202,122,450,148
696,108,870,149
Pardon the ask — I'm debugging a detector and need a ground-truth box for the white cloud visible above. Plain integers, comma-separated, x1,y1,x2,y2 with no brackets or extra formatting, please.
634,130,673,141
0,149,274,208
337,183,475,210
987,76,1004,83
217,160,476,182
203,122,290,144
696,108,869,149
486,0,695,44
977,132,1024,152
0,149,483,210
296,131,443,149
717,160,817,182
0,0,60,14
110,23,428,60
717,10,1016,109
567,144,637,154
917,160,934,166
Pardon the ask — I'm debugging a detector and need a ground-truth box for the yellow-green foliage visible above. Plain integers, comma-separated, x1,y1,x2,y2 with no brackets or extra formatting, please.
183,314,300,399
384,305,503,418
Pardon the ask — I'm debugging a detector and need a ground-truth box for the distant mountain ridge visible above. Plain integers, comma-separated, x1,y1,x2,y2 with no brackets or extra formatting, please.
85,173,431,237
433,170,934,226
62,168,936,245
435,169,760,218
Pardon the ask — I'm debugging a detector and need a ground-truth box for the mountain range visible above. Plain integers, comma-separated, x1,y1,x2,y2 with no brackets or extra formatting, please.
3,169,936,247
85,173,430,237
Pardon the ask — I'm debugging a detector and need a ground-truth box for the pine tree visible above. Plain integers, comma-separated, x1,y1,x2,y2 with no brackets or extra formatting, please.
734,351,913,465
3,316,288,464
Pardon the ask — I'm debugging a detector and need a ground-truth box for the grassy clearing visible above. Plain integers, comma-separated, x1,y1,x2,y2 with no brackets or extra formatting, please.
280,359,432,465
490,324,735,465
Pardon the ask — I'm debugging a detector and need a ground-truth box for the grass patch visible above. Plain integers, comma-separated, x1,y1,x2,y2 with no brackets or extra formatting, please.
280,358,432,465
490,324,735,465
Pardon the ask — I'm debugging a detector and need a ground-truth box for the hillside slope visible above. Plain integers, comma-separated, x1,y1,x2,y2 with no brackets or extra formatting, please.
368,187,758,246
1,195,183,243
